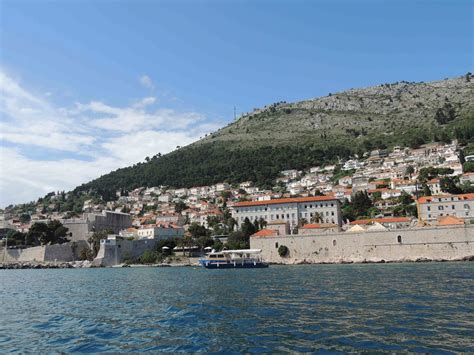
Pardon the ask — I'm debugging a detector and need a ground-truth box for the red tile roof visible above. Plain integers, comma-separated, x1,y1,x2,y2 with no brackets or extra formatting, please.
350,217,411,225
437,215,464,226
251,229,278,237
234,195,336,207
417,193,474,204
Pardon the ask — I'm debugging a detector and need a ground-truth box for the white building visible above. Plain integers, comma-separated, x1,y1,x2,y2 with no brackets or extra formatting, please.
137,226,185,240
417,193,474,222
231,196,342,230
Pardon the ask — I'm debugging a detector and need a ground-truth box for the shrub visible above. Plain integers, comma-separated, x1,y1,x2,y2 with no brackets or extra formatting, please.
278,245,289,257
140,250,158,264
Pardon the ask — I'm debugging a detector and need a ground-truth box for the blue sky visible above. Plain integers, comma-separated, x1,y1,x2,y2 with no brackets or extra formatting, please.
1,0,473,206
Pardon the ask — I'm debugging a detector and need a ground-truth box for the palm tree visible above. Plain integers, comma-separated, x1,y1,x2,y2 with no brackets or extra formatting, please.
311,212,323,223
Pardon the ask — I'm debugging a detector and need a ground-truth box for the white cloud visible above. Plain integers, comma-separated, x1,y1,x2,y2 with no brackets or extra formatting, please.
0,69,220,207
102,130,200,163
139,74,154,89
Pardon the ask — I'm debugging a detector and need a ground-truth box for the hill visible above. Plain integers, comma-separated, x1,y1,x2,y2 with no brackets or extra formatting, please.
75,74,474,200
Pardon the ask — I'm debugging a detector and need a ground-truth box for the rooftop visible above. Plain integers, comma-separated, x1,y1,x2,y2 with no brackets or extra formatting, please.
418,193,474,204
234,195,337,207
350,217,411,225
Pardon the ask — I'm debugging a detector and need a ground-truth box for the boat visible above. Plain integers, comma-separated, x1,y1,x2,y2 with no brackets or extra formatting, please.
199,249,269,268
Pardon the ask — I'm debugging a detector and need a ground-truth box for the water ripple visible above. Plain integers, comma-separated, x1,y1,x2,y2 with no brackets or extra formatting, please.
0,262,473,352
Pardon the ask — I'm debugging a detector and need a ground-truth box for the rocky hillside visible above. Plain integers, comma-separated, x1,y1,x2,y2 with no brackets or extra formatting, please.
200,74,473,149
75,74,474,199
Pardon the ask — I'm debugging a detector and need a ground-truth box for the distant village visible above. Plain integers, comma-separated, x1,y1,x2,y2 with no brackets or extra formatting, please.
1,140,473,266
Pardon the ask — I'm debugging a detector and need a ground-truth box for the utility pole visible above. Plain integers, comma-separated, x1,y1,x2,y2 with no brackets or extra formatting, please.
234,106,236,121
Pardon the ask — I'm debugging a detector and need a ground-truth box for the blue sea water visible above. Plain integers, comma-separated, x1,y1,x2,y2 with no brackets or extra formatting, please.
1,263,473,353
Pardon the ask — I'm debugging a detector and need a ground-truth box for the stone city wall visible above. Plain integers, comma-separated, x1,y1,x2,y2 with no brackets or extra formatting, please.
93,238,159,266
1,241,88,263
250,225,474,264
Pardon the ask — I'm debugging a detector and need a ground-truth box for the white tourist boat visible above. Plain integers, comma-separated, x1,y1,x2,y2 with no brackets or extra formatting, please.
199,249,268,268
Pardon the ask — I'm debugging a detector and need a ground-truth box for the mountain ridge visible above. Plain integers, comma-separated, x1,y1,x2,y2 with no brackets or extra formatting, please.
74,73,474,200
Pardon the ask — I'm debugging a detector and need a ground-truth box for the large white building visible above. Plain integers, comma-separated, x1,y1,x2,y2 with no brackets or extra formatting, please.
137,226,184,240
417,193,474,222
231,196,342,230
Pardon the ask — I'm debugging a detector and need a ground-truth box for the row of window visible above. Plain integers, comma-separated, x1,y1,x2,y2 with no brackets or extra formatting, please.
235,202,336,213
427,204,470,211
427,212,470,219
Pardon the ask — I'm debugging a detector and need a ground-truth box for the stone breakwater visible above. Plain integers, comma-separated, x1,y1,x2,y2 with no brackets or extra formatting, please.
251,225,474,265
0,260,93,269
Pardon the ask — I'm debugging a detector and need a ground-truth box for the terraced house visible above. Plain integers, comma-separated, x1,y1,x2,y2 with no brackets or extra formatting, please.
231,196,342,230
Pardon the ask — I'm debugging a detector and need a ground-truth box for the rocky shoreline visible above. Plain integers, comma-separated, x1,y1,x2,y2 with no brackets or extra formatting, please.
1,256,473,269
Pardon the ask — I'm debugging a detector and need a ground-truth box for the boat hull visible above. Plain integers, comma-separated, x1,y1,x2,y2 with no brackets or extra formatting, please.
199,260,269,269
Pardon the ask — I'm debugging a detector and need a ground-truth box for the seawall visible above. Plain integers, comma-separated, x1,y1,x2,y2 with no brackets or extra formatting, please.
250,225,474,264
1,241,89,263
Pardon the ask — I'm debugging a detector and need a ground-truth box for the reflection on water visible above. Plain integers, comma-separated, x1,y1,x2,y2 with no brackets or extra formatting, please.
1,263,473,352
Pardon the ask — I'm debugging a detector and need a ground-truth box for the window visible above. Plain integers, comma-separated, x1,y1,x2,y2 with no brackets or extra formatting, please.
438,206,444,210
465,204,470,209
333,240,336,246
275,242,279,248
452,205,455,210
397,235,402,243
286,214,290,219
427,206,431,211
310,204,313,208
331,211,334,216
271,215,274,220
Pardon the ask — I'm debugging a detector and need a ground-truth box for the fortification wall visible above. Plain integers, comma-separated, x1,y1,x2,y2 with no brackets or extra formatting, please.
250,225,474,264
62,221,91,242
1,241,87,263
94,238,158,266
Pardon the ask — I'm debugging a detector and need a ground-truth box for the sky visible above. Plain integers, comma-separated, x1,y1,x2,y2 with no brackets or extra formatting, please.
0,0,472,207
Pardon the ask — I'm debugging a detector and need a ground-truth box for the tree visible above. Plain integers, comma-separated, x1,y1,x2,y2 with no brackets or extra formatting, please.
188,223,208,239
463,161,474,173
418,167,454,183
405,165,415,179
174,201,188,213
226,230,249,250
5,229,26,247
19,214,31,224
88,229,113,256
352,191,373,218
140,250,158,264
241,217,257,238
26,221,70,246
310,212,323,223
298,218,309,227
278,245,289,257
371,191,382,201
421,183,432,196
440,177,462,194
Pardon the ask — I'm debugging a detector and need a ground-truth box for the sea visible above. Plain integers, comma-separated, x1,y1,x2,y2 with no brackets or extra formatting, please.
1,262,473,353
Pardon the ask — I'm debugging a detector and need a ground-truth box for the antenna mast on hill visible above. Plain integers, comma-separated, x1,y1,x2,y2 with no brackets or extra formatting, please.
234,106,236,120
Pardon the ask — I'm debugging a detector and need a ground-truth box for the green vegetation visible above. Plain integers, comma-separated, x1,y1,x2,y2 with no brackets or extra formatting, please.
278,245,289,257
88,229,113,257
68,76,473,203
3,221,71,247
